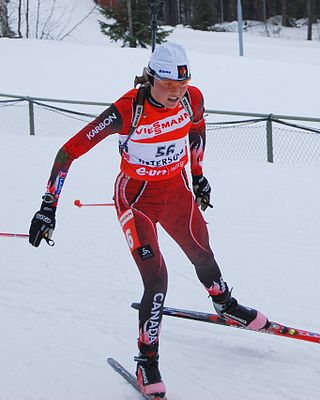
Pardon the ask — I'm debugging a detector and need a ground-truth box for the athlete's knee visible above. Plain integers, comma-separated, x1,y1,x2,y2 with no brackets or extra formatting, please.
134,251,168,289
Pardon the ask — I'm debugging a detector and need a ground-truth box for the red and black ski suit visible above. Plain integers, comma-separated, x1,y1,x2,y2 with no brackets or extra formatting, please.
45,85,223,350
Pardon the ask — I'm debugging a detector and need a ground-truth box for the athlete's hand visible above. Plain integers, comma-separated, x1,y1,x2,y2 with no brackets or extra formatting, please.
192,175,213,211
29,194,56,247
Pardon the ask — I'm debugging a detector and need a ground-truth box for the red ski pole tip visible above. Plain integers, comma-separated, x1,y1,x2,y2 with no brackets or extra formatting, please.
74,199,82,207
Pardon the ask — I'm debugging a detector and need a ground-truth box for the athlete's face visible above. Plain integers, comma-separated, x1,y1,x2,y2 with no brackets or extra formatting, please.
150,77,191,109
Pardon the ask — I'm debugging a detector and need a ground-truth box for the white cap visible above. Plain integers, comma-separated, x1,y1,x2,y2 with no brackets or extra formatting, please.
147,42,191,81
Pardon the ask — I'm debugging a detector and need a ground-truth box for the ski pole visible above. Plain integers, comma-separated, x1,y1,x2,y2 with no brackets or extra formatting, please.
148,0,164,52
0,232,55,246
0,232,29,239
74,199,115,208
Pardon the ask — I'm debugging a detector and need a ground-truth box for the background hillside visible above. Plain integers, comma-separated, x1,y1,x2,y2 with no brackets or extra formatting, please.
1,2,320,400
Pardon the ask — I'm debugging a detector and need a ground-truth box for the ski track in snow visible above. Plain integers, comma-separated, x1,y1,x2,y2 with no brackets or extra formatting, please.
1,134,320,400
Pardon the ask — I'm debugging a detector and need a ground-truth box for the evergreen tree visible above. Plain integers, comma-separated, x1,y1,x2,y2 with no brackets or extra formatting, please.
99,0,171,48
189,0,218,30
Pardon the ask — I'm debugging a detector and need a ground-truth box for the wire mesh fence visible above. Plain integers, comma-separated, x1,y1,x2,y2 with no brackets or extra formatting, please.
206,119,320,165
272,124,320,164
29,102,96,137
1,93,320,166
0,99,30,136
0,97,105,137
206,121,267,162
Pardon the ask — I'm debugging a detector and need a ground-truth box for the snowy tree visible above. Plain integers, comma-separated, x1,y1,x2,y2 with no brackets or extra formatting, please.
99,0,171,48
8,0,98,40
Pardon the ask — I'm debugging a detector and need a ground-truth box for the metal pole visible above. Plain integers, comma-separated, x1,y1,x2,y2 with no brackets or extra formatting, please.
266,115,274,163
27,97,35,136
237,0,244,56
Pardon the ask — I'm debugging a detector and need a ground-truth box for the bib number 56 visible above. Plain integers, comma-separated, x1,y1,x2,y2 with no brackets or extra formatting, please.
155,144,175,157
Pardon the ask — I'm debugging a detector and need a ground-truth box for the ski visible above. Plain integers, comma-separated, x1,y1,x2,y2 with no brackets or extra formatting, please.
107,358,167,400
131,302,320,345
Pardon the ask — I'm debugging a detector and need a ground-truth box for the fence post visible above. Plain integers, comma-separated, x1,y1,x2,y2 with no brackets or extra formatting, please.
27,97,35,136
266,114,273,163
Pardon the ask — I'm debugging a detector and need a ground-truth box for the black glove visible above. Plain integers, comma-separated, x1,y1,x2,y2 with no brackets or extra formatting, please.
192,174,213,211
29,193,56,247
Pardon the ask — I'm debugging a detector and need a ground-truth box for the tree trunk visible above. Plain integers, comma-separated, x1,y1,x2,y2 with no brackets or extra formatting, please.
26,0,30,38
36,0,41,38
165,0,179,26
17,0,22,37
261,0,269,36
180,0,192,25
307,0,313,40
0,0,14,37
282,0,289,27
225,0,237,21
220,0,224,23
127,0,135,47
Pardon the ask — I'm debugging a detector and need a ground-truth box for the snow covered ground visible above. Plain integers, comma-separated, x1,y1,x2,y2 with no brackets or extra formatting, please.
1,5,320,400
